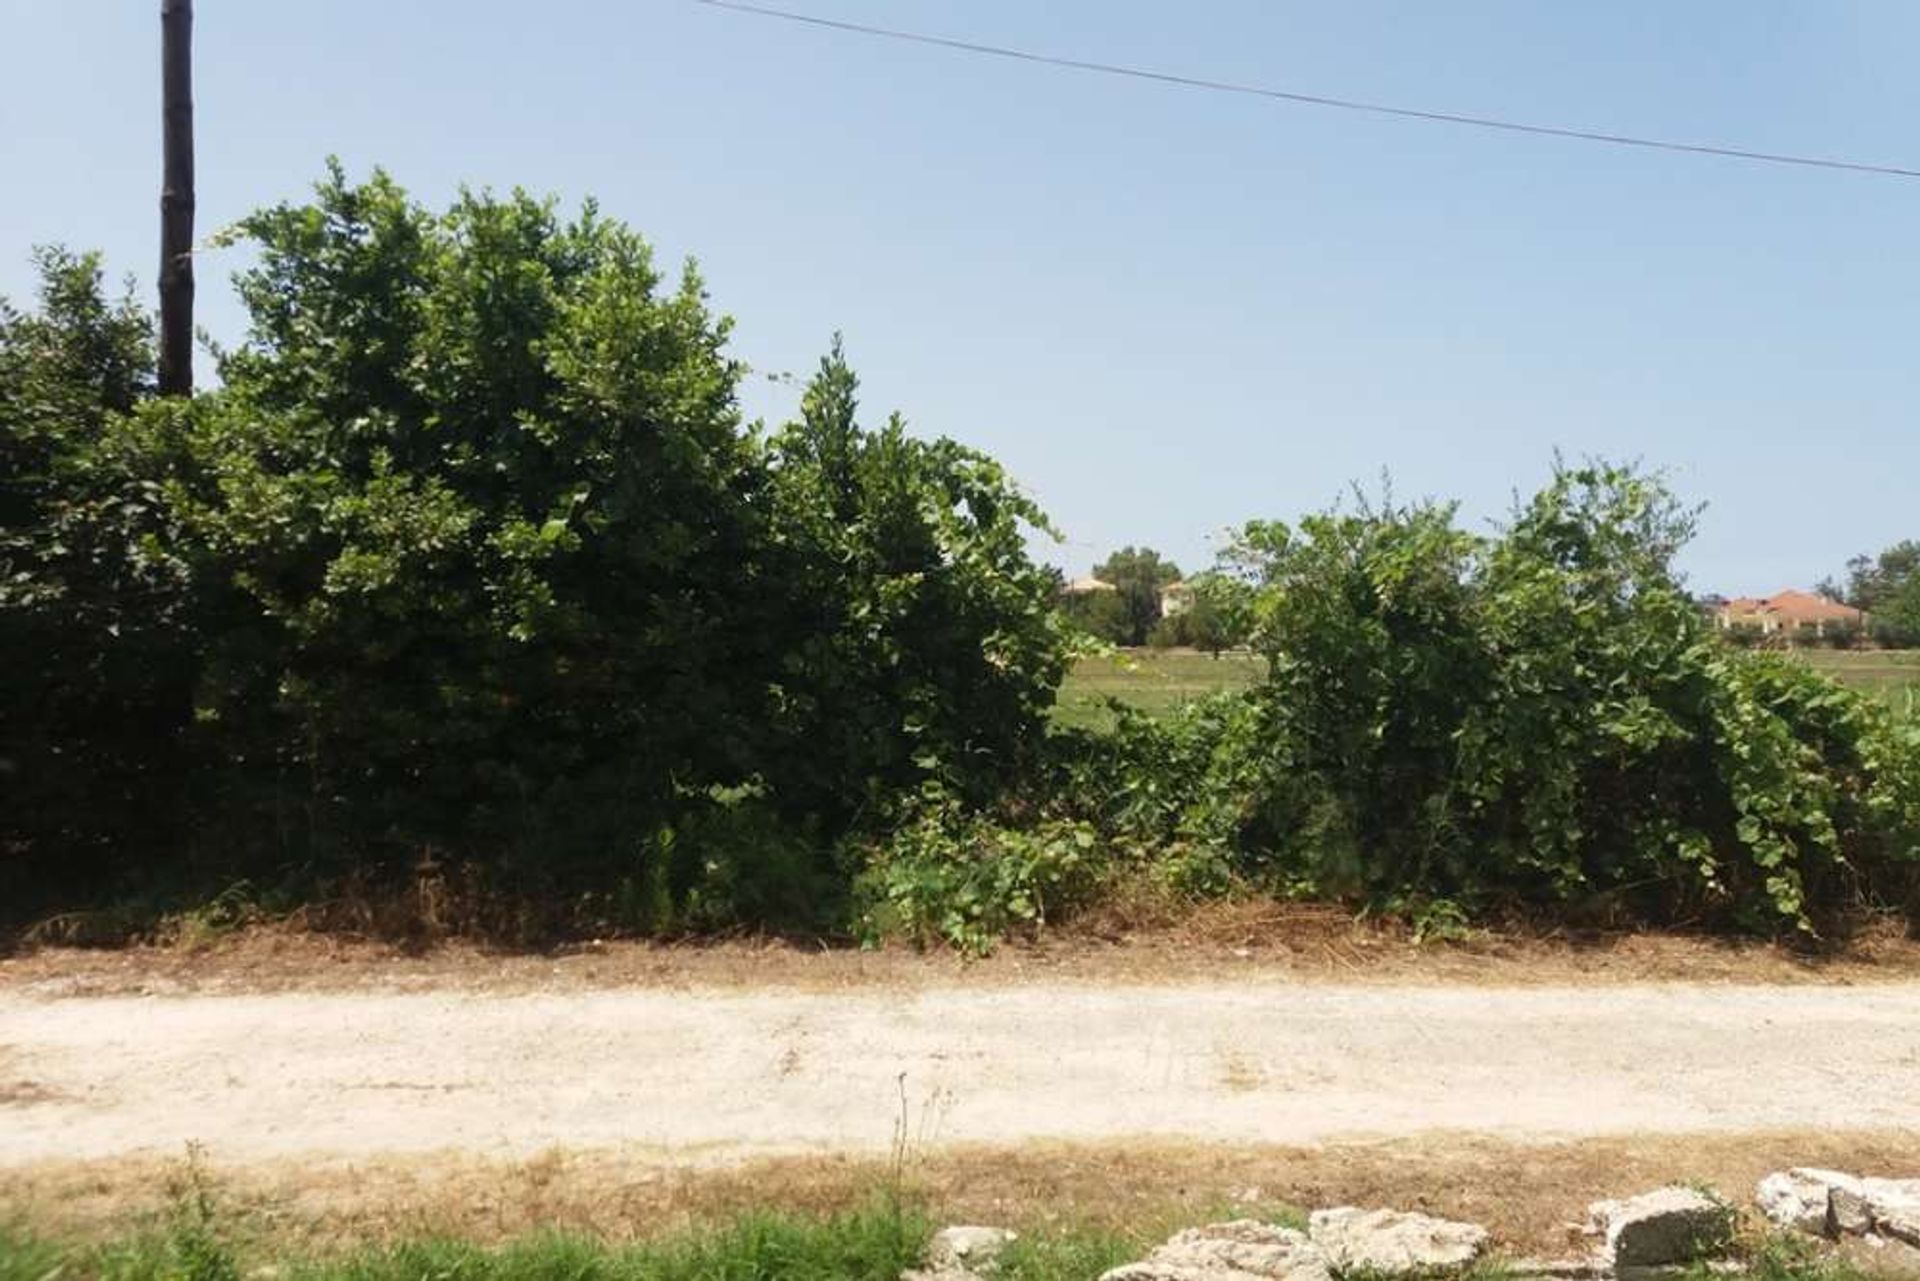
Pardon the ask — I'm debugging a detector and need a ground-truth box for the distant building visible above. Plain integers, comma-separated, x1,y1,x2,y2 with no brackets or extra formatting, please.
1062,575,1116,595
1715,589,1866,638
1159,580,1193,617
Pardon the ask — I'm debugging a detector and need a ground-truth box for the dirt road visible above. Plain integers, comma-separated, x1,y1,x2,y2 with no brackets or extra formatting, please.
2,982,1917,1167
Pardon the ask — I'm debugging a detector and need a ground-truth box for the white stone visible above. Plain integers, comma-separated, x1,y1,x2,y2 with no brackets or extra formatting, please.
1100,1220,1332,1281
1756,1168,1864,1236
1832,1179,1920,1240
1883,1208,1920,1250
926,1226,1018,1273
1308,1207,1489,1275
1588,1187,1733,1268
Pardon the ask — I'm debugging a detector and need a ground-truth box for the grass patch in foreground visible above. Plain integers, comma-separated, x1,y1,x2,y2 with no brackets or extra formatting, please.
0,1142,1910,1281
2,1223,1894,1281
0,1231,1900,1281
0,1200,930,1281
1,1189,1901,1281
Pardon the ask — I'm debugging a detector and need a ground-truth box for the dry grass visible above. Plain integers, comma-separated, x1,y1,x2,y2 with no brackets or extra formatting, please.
6,906,1919,997
5,1131,1917,1258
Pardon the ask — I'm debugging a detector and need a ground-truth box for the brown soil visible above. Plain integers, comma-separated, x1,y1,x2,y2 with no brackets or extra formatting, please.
6,908,1920,997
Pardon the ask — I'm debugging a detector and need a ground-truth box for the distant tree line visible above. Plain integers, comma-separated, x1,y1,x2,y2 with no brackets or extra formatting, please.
1057,546,1253,654
1822,542,1920,647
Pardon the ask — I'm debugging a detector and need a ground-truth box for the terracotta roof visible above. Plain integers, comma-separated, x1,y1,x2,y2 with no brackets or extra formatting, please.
1063,575,1117,594
1720,590,1864,624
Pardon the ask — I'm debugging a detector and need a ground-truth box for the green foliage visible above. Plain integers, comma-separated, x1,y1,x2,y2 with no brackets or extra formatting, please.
1828,540,1920,611
854,798,1102,954
1190,571,1256,653
294,1204,925,1281
1207,463,1920,931
1828,539,1920,647
1048,694,1254,852
1716,1232,1877,1281
994,1228,1142,1281
7,170,1916,951
1060,581,1130,644
0,1230,66,1281
1146,574,1251,654
30,1152,248,1281
1226,490,1488,896
1805,620,1866,651
0,1199,927,1281
763,337,1070,820
1875,578,1920,649
2,166,1066,932
0,248,193,896
166,163,774,881
1091,546,1181,646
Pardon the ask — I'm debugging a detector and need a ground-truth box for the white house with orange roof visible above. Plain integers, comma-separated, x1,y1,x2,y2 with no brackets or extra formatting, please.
1715,589,1867,637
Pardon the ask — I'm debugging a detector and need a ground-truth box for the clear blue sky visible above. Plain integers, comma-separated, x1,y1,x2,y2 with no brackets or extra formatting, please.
6,2,1918,592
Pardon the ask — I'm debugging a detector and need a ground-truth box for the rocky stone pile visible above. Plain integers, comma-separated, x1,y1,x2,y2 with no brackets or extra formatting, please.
905,1164,1919,1281
1756,1168,1920,1247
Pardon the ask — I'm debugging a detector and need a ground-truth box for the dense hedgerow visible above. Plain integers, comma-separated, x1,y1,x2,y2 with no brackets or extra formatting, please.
1012,467,1920,936
1,164,1066,929
4,165,1916,945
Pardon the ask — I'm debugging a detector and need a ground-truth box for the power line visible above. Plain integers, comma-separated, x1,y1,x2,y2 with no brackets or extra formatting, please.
692,0,1920,181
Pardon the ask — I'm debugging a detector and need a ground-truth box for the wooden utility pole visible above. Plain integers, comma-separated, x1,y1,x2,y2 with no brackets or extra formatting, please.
158,0,194,395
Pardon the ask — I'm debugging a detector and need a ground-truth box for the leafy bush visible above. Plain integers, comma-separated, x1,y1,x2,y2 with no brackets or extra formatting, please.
1060,581,1131,645
0,249,195,898
762,338,1070,821
1090,546,1181,646
1,1198,928,1281
1146,575,1252,654
8,172,1915,950
2,166,1066,930
1201,464,1920,932
1819,620,1865,650
853,798,1103,954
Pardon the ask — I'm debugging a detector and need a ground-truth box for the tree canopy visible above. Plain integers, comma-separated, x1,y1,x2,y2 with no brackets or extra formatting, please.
1090,546,1181,646
1825,541,1920,645
1,165,1069,928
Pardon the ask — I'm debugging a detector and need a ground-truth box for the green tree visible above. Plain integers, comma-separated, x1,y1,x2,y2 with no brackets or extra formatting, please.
1092,546,1181,646
1826,541,1920,646
5,166,1074,930
1214,463,1920,932
1,248,194,889
1828,541,1920,610
1183,571,1254,655
165,164,778,876
1882,583,1920,647
1059,583,1129,644
764,337,1070,821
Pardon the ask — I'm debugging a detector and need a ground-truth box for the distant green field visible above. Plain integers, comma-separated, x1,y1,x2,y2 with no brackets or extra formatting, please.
1054,648,1264,730
1800,649,1920,713
1057,646,1920,729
